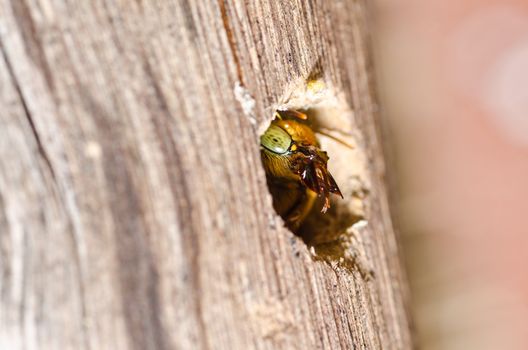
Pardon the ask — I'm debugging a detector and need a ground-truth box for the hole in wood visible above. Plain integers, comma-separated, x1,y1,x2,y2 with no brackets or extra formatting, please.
260,81,372,276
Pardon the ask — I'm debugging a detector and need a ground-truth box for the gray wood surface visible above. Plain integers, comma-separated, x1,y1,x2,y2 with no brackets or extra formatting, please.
0,0,412,349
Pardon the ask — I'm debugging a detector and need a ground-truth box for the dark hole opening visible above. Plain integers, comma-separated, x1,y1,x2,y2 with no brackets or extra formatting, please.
260,106,372,276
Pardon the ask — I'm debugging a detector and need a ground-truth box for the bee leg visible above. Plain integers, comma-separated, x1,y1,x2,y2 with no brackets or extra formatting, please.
286,188,317,231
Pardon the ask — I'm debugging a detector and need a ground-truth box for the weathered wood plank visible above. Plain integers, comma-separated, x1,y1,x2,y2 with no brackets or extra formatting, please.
0,0,412,349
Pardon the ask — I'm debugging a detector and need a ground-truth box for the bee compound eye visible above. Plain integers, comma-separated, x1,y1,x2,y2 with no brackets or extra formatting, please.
261,124,292,154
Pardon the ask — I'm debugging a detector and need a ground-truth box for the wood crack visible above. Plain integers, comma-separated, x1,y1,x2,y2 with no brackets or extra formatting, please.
0,41,57,181
218,0,244,84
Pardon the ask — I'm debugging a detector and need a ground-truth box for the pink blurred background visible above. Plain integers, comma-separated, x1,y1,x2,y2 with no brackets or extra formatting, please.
372,0,528,348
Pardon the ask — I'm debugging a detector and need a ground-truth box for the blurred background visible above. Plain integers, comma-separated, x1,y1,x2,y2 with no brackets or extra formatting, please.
372,0,528,348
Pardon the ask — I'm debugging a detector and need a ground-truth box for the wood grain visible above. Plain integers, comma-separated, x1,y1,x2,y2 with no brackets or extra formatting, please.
0,0,412,349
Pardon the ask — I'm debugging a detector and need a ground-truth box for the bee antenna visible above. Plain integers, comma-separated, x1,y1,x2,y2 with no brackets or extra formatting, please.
317,128,355,149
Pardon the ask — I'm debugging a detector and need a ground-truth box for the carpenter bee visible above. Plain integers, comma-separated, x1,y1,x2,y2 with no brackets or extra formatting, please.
260,110,343,230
